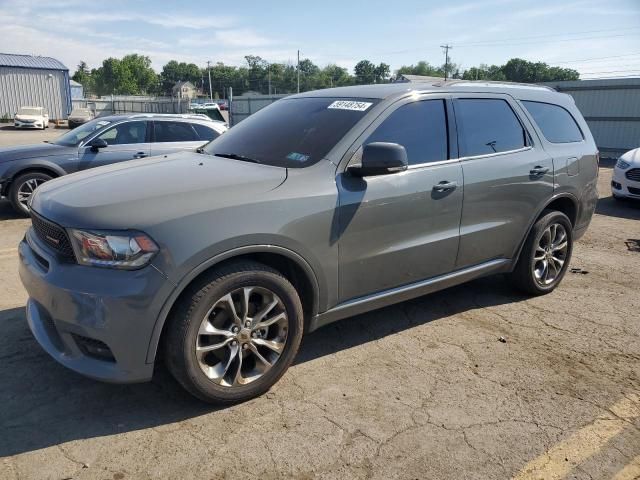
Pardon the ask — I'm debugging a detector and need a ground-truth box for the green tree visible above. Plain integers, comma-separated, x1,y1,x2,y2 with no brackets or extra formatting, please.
160,60,202,95
501,58,579,83
354,60,376,84
92,54,159,96
72,61,93,96
397,61,443,77
375,63,391,83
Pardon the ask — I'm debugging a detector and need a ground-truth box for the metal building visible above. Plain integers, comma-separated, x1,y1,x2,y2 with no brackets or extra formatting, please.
0,53,72,121
544,78,640,159
70,79,84,99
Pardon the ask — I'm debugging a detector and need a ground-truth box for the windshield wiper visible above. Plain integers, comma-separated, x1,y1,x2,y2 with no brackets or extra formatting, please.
213,152,261,164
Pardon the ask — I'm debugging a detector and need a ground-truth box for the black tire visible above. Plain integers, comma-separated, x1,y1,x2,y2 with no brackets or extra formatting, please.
510,210,573,296
164,261,304,404
9,172,52,216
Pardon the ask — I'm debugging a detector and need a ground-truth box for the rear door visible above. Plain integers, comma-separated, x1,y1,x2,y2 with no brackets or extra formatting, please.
150,121,206,156
77,120,150,170
452,94,553,268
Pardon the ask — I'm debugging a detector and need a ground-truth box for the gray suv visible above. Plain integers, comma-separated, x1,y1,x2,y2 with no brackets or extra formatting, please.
19,82,598,403
0,114,227,215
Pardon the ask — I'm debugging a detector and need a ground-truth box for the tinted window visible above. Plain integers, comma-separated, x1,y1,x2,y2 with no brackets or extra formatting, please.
457,99,527,157
154,121,198,142
204,97,379,168
193,123,219,141
365,100,448,165
98,121,147,146
522,101,583,143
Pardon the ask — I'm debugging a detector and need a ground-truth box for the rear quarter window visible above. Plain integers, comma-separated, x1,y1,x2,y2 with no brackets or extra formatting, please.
522,101,583,143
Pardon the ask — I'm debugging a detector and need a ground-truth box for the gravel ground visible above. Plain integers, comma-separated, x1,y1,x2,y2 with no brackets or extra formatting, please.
0,129,639,480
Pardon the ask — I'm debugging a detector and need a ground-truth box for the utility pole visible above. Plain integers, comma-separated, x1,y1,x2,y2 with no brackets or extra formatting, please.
440,44,452,81
268,62,271,95
297,50,300,93
206,61,213,100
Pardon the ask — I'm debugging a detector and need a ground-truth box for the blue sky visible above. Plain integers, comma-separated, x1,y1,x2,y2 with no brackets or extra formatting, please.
1,0,639,78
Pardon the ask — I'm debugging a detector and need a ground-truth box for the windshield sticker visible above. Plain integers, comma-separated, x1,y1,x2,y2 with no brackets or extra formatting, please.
327,100,373,112
286,152,310,163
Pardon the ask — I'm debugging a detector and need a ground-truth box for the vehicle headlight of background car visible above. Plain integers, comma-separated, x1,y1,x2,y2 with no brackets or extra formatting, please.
615,158,631,170
68,229,159,269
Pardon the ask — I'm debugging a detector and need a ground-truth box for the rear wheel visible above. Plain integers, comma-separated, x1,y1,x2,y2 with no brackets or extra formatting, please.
9,172,52,216
164,261,304,403
510,210,573,296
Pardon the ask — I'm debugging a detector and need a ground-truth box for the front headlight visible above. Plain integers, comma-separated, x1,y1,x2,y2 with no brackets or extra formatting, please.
616,158,631,170
69,229,159,269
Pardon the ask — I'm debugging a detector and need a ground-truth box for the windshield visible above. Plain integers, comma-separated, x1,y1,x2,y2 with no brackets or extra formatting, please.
18,108,42,116
204,97,378,168
53,118,112,146
70,108,91,116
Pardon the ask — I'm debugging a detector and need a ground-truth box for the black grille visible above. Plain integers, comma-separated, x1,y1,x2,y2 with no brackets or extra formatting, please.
31,211,76,260
628,186,640,195
626,168,640,182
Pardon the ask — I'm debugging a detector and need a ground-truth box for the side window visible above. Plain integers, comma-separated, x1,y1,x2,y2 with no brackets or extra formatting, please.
192,123,220,141
365,100,448,165
154,121,199,142
456,99,527,157
98,121,147,146
522,101,583,143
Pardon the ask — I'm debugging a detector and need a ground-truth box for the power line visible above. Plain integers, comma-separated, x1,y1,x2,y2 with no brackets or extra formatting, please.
454,26,640,46
551,51,640,64
455,32,640,47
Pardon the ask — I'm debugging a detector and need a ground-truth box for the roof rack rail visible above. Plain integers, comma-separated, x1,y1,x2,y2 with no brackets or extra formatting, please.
430,79,556,91
128,113,216,121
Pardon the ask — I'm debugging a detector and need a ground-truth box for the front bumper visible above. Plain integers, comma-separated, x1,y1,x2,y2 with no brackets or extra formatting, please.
14,120,43,128
19,227,173,383
612,168,640,199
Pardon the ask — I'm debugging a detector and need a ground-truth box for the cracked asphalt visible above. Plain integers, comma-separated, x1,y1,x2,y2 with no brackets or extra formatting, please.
0,129,639,480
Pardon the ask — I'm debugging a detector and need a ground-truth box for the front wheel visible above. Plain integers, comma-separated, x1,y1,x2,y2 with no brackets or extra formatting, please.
164,261,304,403
510,210,573,296
9,172,52,216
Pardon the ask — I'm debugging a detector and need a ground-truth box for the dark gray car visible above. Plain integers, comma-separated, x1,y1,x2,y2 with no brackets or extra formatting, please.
19,81,598,403
0,114,227,215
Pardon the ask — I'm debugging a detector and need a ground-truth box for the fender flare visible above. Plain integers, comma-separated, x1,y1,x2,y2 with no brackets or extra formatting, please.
511,192,580,267
145,244,321,363
1,161,67,195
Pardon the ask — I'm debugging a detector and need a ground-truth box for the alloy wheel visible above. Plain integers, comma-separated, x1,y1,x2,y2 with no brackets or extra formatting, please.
17,178,46,210
533,223,568,286
195,286,289,387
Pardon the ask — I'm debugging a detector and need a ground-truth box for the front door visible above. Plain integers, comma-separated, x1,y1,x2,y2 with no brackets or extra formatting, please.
452,95,554,268
78,120,150,170
337,97,463,302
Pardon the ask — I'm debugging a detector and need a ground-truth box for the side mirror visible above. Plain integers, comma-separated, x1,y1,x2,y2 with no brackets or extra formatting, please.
88,138,108,151
347,142,408,177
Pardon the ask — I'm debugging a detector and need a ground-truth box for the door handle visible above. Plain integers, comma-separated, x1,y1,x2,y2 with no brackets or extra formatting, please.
530,166,549,175
433,180,457,192
133,152,148,159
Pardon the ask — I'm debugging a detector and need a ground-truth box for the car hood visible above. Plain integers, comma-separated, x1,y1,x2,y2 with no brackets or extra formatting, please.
31,152,288,230
0,143,75,164
15,114,43,121
619,147,640,165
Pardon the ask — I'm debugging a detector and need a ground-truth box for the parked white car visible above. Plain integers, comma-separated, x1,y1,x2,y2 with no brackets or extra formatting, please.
14,107,49,129
612,147,640,200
